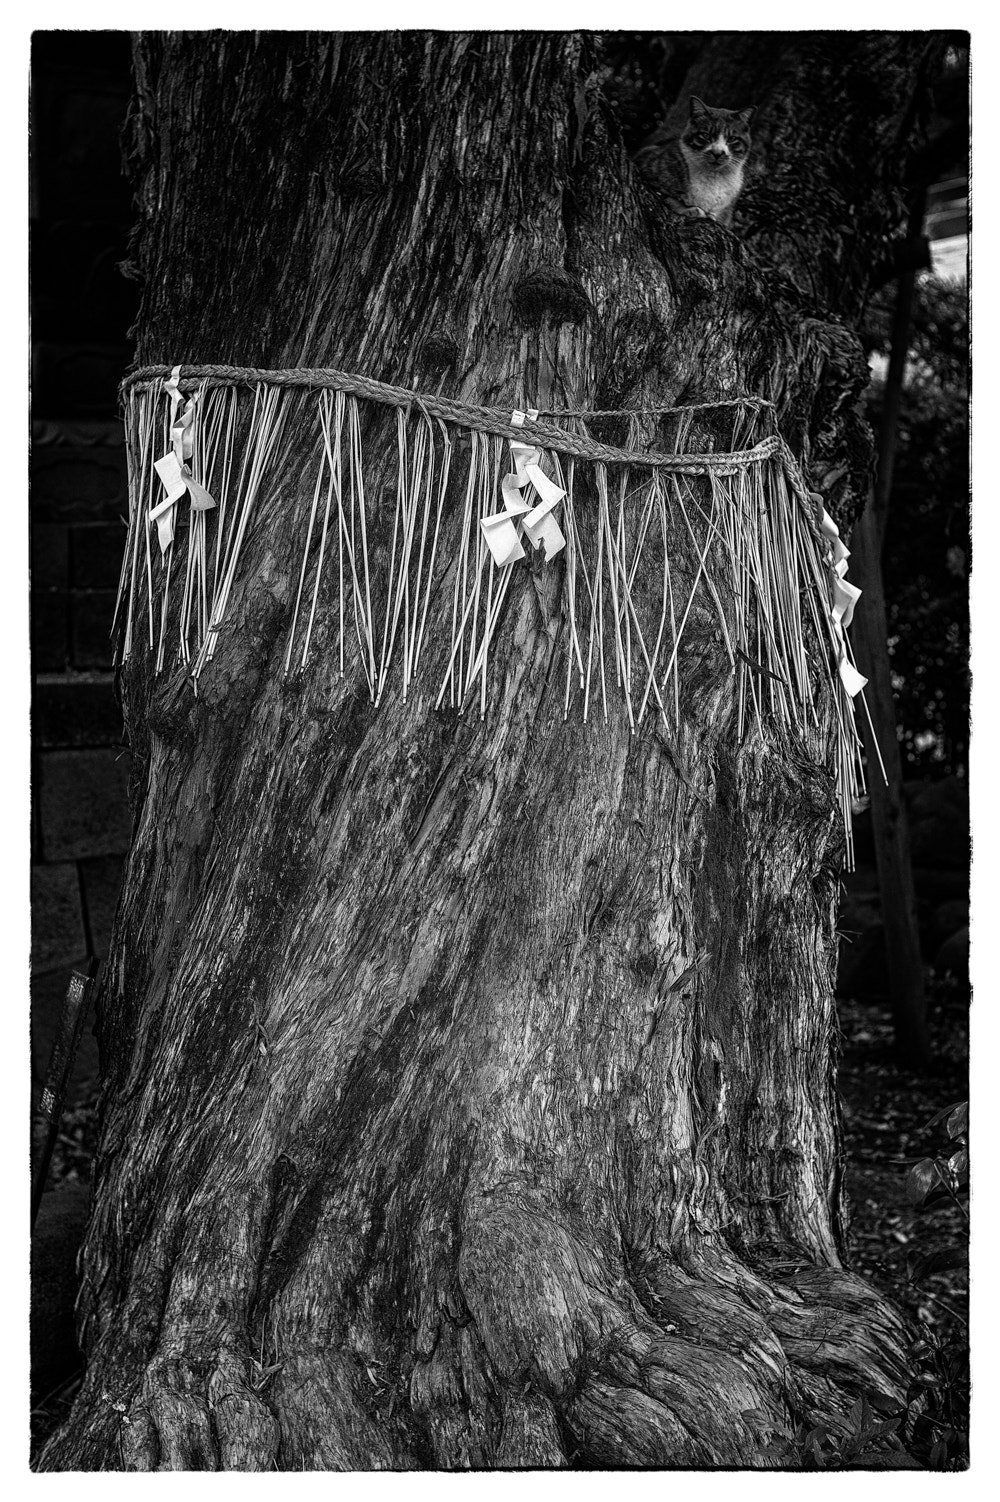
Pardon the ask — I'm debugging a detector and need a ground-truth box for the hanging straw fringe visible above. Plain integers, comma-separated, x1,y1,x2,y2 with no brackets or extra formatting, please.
115,364,873,865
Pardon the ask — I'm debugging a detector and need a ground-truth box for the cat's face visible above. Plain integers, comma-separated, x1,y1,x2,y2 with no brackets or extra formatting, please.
682,98,754,171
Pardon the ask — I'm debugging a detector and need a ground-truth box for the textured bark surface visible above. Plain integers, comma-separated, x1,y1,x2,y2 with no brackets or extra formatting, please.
42,32,928,1470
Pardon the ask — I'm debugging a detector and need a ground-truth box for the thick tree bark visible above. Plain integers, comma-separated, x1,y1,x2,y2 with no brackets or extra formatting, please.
43,31,928,1470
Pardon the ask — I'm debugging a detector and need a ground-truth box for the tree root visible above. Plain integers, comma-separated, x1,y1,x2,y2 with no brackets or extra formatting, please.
496,1390,566,1468
768,1267,912,1427
43,1193,915,1469
405,1199,914,1469
457,1196,638,1398
271,1350,415,1470
121,1348,279,1471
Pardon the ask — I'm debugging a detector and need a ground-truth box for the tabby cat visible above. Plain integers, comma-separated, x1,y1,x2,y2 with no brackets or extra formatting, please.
635,96,755,227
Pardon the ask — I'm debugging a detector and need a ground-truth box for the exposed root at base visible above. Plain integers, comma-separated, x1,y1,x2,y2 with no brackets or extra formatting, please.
406,1201,914,1469
121,1347,279,1470
42,1200,916,1470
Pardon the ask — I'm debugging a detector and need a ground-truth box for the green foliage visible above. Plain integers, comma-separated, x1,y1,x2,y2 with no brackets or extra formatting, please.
866,276,969,774
906,1099,968,1216
901,1099,969,1468
755,1395,907,1469
903,1328,969,1469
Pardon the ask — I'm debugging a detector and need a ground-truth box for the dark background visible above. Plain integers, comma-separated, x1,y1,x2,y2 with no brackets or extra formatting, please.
30,31,138,1103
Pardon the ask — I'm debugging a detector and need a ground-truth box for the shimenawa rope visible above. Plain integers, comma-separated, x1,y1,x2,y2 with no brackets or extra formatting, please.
115,363,870,863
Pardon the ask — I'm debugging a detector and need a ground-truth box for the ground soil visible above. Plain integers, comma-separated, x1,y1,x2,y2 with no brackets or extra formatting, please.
839,982,969,1339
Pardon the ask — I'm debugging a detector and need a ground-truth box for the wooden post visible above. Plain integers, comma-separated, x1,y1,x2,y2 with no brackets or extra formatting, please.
848,187,932,1069
31,959,98,1228
851,494,930,1067
872,188,928,551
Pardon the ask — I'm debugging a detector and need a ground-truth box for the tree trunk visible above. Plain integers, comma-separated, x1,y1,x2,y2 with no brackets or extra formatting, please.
42,31,929,1470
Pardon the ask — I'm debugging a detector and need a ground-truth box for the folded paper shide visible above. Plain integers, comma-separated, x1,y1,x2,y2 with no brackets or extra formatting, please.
811,494,867,700
480,410,567,567
115,362,875,865
149,366,217,554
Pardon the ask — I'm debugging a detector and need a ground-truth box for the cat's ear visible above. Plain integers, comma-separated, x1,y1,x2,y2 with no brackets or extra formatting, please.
735,106,755,128
689,96,709,118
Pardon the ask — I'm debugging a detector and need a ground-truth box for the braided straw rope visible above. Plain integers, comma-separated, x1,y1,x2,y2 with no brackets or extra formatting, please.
122,363,799,485
119,360,863,857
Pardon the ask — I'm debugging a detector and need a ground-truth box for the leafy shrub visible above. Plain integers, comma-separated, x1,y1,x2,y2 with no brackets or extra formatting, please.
901,1099,969,1467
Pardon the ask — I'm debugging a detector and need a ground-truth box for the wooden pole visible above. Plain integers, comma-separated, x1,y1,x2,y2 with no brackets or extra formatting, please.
850,196,931,1066
31,959,98,1228
872,188,929,551
852,497,929,1067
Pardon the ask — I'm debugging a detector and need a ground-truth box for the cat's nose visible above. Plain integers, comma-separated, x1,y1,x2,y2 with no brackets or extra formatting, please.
710,150,728,163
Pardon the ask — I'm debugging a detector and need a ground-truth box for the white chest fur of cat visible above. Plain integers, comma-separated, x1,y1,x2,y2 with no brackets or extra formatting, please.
681,134,745,220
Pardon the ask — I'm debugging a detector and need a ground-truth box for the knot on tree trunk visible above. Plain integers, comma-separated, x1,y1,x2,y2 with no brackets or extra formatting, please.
510,266,593,327
419,331,461,371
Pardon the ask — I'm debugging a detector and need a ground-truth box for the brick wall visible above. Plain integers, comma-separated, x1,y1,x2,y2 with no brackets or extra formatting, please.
31,421,131,1091
31,33,138,1100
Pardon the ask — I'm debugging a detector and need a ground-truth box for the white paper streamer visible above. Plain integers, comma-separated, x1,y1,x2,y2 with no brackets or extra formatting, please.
814,496,867,698
150,365,217,555
481,476,531,566
480,408,566,566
